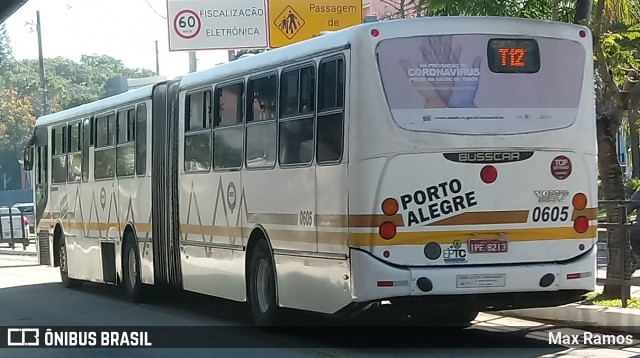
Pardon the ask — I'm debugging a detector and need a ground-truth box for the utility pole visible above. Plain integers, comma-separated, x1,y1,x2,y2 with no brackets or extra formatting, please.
36,10,48,116
155,40,160,75
188,51,197,73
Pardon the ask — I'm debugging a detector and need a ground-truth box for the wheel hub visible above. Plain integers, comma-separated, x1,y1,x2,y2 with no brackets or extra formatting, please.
128,248,137,287
256,259,273,313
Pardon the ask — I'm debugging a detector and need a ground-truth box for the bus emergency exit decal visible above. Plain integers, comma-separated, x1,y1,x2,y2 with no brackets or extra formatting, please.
399,179,478,226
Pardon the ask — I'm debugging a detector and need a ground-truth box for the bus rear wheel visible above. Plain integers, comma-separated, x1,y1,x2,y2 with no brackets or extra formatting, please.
247,240,280,326
122,236,145,302
58,237,81,288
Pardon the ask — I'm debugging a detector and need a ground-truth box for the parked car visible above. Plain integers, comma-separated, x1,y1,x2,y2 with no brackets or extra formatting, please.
13,203,35,234
0,206,29,249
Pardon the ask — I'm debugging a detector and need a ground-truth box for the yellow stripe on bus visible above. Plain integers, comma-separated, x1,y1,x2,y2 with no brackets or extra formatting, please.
348,226,598,247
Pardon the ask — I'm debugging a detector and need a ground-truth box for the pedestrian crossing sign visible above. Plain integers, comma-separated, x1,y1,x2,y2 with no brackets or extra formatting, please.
274,6,305,40
267,0,363,48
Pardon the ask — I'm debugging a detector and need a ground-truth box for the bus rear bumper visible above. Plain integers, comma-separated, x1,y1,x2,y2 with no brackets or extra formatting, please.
350,245,596,307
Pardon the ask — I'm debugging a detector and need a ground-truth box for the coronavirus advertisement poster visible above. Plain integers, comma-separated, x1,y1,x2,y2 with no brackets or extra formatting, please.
376,35,586,135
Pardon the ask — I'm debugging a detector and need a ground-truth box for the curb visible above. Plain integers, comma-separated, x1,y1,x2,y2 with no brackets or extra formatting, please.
0,249,37,257
498,304,640,333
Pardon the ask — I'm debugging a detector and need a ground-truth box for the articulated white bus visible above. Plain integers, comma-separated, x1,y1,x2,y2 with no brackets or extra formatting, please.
24,17,597,326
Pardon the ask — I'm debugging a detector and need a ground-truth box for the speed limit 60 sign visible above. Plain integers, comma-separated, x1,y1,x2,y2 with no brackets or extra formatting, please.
174,10,201,39
167,0,268,51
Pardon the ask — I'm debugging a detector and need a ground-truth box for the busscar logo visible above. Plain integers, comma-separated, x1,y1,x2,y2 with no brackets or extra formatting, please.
443,152,534,164
7,328,40,346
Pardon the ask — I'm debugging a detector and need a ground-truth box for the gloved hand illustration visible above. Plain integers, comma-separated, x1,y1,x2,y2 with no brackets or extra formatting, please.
448,56,482,108
398,36,481,109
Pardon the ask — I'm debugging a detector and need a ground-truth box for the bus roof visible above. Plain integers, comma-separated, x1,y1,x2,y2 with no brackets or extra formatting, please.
35,84,155,127
180,16,586,90
34,16,586,128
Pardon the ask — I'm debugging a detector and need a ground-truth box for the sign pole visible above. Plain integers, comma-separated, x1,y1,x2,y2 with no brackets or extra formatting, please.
155,40,160,75
188,51,197,73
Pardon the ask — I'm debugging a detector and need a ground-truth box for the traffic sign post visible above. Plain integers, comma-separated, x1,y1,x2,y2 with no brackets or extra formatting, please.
267,0,363,48
167,0,269,51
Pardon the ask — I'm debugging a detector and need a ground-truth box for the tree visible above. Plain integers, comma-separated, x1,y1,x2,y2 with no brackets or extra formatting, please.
377,0,419,18
0,23,13,76
0,88,36,190
589,1,640,298
421,0,640,299
230,49,265,61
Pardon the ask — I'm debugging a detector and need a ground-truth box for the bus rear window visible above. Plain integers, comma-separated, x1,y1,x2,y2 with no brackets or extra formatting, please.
376,34,586,135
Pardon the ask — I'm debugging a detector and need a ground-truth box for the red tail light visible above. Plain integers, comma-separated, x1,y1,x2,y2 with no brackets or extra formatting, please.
480,165,498,184
573,216,588,233
379,222,396,240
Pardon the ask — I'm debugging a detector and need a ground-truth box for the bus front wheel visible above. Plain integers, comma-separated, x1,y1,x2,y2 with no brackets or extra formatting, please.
247,240,280,326
122,236,144,302
58,237,81,288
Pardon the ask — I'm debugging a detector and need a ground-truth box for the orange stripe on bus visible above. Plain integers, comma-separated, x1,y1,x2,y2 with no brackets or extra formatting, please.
428,210,530,226
348,226,598,247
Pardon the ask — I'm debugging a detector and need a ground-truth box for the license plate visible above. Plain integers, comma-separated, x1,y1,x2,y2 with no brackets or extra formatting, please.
456,274,507,288
468,239,508,253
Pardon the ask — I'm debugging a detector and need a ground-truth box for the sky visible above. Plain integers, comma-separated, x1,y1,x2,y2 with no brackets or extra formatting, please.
4,0,230,80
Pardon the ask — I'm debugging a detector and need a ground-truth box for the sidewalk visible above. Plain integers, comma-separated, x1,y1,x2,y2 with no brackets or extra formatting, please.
499,262,640,333
0,241,37,257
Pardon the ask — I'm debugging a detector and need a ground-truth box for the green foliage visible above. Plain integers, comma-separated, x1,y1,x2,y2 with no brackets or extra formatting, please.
0,23,13,81
425,0,576,21
600,25,640,86
3,55,156,113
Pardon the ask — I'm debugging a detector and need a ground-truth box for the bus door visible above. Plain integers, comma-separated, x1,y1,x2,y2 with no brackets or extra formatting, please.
151,80,183,288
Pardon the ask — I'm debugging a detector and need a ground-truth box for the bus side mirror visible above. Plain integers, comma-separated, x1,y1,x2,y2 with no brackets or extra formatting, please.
23,147,33,171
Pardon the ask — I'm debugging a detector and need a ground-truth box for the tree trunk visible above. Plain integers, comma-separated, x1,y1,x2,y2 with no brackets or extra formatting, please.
630,110,640,177
597,117,632,299
574,0,593,23
552,0,559,21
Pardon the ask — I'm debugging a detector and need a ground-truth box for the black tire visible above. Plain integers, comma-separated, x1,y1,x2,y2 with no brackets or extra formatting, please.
59,236,81,288
122,236,145,302
247,240,280,327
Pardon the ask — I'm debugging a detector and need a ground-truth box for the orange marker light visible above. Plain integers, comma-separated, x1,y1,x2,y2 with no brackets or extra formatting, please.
572,193,587,210
381,198,398,216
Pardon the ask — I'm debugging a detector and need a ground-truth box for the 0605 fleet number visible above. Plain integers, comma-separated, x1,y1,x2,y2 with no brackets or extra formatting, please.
531,206,569,222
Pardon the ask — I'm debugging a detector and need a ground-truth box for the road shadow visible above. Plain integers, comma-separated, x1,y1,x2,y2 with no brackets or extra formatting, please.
0,281,599,354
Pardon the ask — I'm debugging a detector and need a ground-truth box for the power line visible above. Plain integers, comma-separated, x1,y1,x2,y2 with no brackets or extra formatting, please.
143,0,167,20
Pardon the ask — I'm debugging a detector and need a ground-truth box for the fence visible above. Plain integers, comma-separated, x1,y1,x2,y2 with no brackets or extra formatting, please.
0,207,30,249
597,200,640,308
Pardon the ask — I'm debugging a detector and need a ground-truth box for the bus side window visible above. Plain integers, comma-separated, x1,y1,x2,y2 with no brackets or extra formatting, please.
184,90,212,173
317,57,345,164
246,73,277,169
67,121,82,183
51,124,67,184
94,113,116,179
136,104,147,176
82,117,91,182
116,108,135,177
36,144,49,185
279,65,315,166
213,83,244,170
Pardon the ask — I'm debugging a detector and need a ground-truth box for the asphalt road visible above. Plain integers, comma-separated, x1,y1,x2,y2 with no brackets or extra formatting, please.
1,246,639,358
